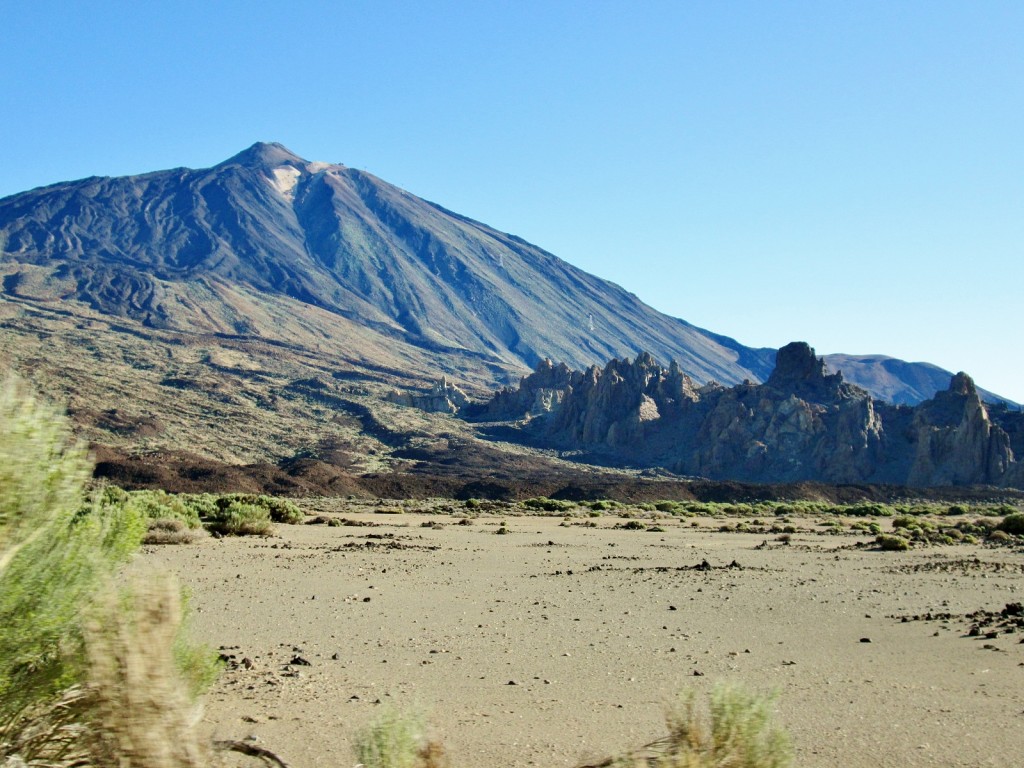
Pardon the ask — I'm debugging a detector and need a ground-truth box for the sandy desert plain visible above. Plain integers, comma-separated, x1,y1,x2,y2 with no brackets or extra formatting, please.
144,501,1024,768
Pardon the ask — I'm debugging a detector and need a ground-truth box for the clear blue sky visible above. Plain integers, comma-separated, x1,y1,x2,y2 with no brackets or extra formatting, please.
3,1,1022,400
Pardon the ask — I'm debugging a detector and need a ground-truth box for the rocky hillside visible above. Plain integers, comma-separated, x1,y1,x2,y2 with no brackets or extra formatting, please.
468,343,1024,488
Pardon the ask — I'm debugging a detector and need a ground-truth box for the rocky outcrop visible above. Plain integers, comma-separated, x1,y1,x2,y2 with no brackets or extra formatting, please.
545,353,698,447
906,372,1014,486
473,342,1024,488
388,377,471,414
464,359,581,421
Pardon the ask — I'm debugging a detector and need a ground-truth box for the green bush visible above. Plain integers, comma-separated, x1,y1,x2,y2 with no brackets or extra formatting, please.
845,503,895,517
876,534,910,551
181,493,219,520
997,513,1024,536
125,489,201,529
215,493,302,524
353,710,433,768
206,502,273,536
0,379,146,743
654,500,683,514
657,684,792,768
522,497,575,513
0,377,218,766
0,382,146,724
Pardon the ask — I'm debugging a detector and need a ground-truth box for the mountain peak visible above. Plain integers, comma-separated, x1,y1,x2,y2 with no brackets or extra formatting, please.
220,142,308,169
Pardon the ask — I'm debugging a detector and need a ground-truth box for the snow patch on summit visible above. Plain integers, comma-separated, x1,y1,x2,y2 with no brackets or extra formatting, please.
268,166,301,201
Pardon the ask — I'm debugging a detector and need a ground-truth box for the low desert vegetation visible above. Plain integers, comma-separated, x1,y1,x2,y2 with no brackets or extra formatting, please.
204,501,273,536
96,489,306,542
352,684,791,768
353,710,448,768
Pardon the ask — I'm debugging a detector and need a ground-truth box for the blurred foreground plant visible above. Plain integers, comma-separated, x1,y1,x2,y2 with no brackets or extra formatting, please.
0,377,220,768
578,684,792,768
353,710,448,768
0,377,147,746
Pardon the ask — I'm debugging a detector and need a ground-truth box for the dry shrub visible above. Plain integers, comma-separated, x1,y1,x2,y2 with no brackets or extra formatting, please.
143,519,208,545
582,685,791,768
352,711,448,768
1,575,213,768
83,574,207,768
0,685,91,766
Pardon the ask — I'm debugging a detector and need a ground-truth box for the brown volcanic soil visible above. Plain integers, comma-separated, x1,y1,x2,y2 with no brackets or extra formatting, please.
92,443,1024,506
146,507,1024,768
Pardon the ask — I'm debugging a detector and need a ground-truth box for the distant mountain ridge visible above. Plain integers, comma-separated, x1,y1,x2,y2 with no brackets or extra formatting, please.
0,142,1010,406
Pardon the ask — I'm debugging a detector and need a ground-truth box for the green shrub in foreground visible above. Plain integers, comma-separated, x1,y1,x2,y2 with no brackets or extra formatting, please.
0,377,218,767
0,382,146,729
0,379,146,747
659,684,792,768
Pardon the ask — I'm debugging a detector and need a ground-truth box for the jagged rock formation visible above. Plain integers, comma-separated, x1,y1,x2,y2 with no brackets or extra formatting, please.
387,377,471,414
905,372,1013,486
465,358,582,421
474,342,1024,488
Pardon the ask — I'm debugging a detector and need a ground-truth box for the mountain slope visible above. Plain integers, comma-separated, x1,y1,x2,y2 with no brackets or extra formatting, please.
0,142,774,387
